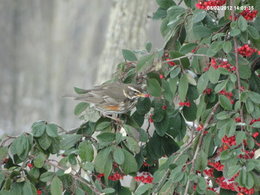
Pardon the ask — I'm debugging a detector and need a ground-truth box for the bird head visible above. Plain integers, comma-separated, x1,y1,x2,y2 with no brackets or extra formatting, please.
123,85,149,100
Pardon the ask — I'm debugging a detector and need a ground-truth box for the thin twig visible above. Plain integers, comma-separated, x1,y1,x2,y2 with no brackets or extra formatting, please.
162,54,208,64
230,0,245,132
183,103,219,195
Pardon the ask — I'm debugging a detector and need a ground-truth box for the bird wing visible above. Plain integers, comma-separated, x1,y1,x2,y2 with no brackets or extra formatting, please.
74,83,127,105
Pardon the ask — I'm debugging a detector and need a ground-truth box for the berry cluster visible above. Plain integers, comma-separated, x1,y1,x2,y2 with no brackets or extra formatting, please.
166,58,176,66
203,88,212,95
203,168,214,177
238,186,255,195
134,172,154,183
179,101,191,107
208,161,224,171
204,58,236,72
238,150,255,159
196,0,226,10
237,44,257,57
219,90,234,104
108,172,124,181
240,9,258,21
222,135,236,146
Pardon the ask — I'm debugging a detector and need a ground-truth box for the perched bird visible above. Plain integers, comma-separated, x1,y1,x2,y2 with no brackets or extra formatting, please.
72,82,149,115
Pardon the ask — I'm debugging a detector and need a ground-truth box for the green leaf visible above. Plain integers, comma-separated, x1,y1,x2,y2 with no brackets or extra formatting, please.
76,188,85,195
219,95,233,110
220,150,232,160
145,42,152,52
122,49,137,61
193,24,212,39
179,43,198,54
113,147,125,165
192,10,207,23
183,101,197,121
60,134,82,150
248,91,260,104
40,172,55,182
38,133,52,150
225,165,240,179
95,120,111,131
136,54,154,72
135,184,153,195
239,65,251,79
214,80,228,93
252,121,260,128
46,124,58,137
126,137,140,153
248,25,260,40
32,121,46,137
97,132,116,143
170,66,181,78
33,153,46,168
121,150,138,174
74,102,89,116
170,166,184,182
223,41,232,53
154,116,169,136
147,78,161,97
208,67,220,84
136,97,151,115
194,150,207,171
15,135,27,156
79,141,94,162
230,29,241,37
22,181,34,195
0,147,8,161
28,168,40,179
94,147,111,173
197,73,208,93
102,188,115,194
51,176,63,195
238,16,248,32
179,74,189,102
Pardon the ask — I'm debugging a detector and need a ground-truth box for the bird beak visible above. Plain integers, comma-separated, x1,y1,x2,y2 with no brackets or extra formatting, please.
137,93,150,98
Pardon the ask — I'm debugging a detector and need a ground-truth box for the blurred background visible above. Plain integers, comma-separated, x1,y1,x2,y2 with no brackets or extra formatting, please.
0,0,163,135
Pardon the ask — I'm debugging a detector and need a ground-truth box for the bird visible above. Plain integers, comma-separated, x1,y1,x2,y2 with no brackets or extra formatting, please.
72,82,149,115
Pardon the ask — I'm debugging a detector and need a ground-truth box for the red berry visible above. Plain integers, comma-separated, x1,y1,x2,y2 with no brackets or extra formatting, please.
162,105,167,110
196,124,203,131
27,163,33,168
97,173,104,178
37,190,42,195
252,132,259,138
149,114,154,123
166,58,175,66
159,74,164,79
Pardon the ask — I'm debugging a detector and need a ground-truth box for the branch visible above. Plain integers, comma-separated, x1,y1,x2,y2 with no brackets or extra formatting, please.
183,103,219,195
162,54,208,64
28,155,102,194
230,0,245,133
